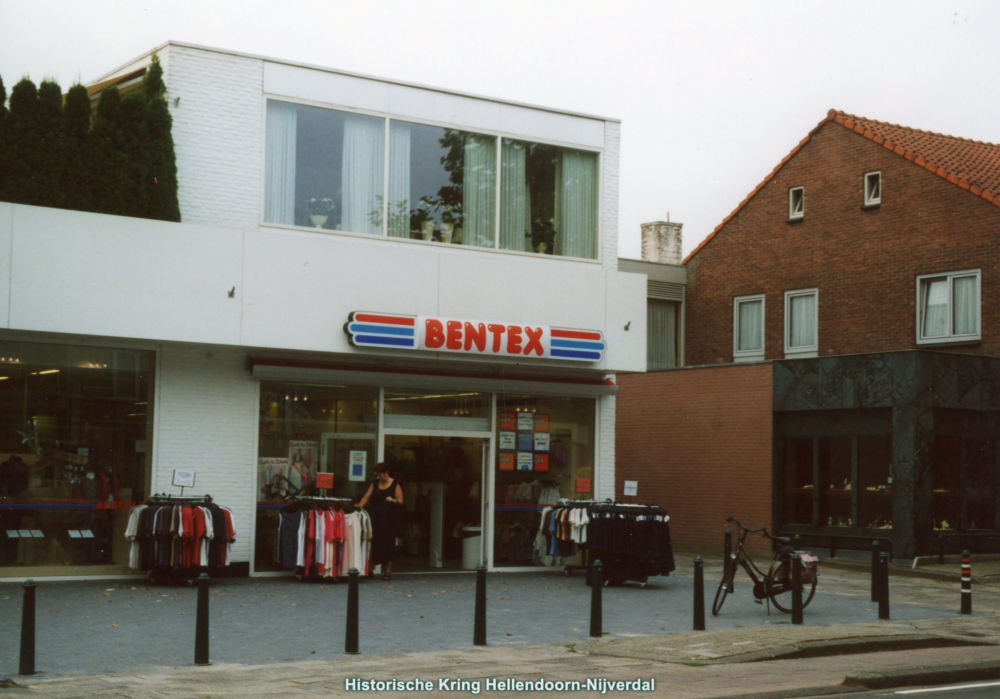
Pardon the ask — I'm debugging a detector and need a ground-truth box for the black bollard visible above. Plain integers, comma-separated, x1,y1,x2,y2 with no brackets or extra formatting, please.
473,564,487,646
878,552,890,620
194,573,210,666
345,567,360,654
724,529,734,593
19,579,36,676
961,550,972,615
870,540,881,602
590,560,603,638
693,556,705,631
791,554,803,625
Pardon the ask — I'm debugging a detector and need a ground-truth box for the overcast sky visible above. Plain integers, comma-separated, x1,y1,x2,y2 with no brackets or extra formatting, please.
1,0,996,259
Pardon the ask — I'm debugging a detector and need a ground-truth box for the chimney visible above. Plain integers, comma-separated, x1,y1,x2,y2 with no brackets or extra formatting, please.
641,218,683,265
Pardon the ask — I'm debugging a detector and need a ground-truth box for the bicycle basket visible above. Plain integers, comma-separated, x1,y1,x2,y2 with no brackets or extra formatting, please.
777,551,819,585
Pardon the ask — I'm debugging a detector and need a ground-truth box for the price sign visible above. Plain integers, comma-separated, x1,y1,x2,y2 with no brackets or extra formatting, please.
575,478,591,493
624,480,638,497
316,473,334,489
172,469,196,488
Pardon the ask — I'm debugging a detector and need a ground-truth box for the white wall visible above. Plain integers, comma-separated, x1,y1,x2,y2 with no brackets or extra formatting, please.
1,204,647,373
154,345,257,563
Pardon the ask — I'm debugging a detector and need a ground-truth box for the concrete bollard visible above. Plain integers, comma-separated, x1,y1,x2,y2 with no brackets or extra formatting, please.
870,540,881,603
961,550,972,615
473,564,487,646
194,573,210,666
590,560,603,638
693,556,705,631
791,554,803,625
878,552,890,620
19,579,36,676
345,568,360,654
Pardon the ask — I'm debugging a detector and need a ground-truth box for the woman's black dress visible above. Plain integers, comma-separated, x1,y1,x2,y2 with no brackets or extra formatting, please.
368,478,401,566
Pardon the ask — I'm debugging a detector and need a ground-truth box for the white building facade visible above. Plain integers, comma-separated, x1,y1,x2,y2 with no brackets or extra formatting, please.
0,42,645,579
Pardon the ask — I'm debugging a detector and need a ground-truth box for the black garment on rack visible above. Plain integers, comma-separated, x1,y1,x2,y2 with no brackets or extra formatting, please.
587,505,675,584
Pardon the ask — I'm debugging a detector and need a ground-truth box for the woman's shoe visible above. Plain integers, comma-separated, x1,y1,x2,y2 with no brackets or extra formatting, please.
382,572,391,581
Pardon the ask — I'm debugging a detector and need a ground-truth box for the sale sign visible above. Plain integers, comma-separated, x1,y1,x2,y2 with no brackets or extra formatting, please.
345,312,605,362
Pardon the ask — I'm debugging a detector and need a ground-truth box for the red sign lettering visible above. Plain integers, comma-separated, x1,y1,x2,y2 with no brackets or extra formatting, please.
446,320,463,350
487,323,506,353
506,325,523,355
425,319,445,349
464,322,486,352
523,326,544,356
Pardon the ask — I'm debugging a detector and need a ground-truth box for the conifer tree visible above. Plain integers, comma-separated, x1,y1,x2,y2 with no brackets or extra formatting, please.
0,75,8,203
37,79,65,208
62,84,94,212
91,85,128,216
142,54,180,221
119,91,149,217
6,78,42,206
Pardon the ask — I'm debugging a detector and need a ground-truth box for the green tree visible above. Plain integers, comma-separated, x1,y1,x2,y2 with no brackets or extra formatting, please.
119,91,149,217
0,75,8,203
6,78,42,205
62,84,94,212
37,79,65,208
90,85,128,215
142,54,180,221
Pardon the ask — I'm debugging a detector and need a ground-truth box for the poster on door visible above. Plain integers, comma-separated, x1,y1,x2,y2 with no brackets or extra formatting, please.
349,450,368,481
517,413,535,431
258,457,288,500
287,440,317,491
533,433,550,451
499,431,516,450
500,412,517,431
516,452,533,471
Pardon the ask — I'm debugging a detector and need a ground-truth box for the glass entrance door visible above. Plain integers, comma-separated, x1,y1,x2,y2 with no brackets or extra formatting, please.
383,434,487,572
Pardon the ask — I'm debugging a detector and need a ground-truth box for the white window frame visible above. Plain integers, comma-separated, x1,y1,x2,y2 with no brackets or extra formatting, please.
733,294,766,362
788,186,804,220
916,269,981,345
864,171,881,206
784,288,818,358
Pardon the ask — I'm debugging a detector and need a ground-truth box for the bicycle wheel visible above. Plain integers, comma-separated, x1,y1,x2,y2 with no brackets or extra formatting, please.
712,558,737,616
765,572,817,613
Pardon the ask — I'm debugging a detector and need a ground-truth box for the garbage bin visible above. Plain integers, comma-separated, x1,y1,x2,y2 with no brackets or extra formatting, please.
461,527,482,570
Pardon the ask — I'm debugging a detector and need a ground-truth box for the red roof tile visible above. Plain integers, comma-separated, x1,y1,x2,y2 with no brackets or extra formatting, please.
683,109,1000,264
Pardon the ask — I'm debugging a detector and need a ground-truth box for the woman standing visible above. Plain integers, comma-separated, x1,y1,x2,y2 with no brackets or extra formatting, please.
356,462,404,580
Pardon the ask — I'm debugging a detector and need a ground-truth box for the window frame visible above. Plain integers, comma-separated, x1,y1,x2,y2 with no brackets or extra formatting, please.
258,94,604,264
733,294,766,362
788,186,804,220
864,171,881,206
784,288,819,358
916,269,982,346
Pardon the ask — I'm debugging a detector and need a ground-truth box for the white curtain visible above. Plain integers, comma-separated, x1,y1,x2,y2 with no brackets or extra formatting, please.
462,134,496,248
264,101,297,225
341,115,384,235
953,275,977,335
387,122,411,239
922,279,949,338
738,300,763,352
556,149,598,259
500,141,528,251
789,294,816,348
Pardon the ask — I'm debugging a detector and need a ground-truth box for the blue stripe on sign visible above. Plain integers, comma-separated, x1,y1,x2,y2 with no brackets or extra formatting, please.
551,338,607,351
551,348,602,361
354,334,415,348
348,323,415,337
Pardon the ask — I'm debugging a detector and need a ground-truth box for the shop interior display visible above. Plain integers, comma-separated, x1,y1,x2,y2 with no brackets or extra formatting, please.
272,496,372,581
125,494,236,582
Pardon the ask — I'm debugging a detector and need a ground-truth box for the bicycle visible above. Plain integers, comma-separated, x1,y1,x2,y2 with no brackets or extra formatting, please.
712,517,817,616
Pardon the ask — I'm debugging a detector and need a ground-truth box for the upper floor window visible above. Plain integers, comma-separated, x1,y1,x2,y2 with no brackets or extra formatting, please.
647,298,680,370
784,288,818,357
263,99,600,260
917,270,980,345
788,186,804,220
864,171,881,206
733,294,765,362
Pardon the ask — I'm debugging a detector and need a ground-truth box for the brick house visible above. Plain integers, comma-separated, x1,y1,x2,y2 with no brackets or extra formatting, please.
619,110,1000,560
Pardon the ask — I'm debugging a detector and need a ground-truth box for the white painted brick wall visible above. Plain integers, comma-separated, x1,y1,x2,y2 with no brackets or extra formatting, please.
154,345,257,563
165,46,263,230
602,121,620,272
597,389,616,501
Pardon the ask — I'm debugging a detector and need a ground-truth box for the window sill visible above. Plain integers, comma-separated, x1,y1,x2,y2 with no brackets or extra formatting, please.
786,216,804,224
733,354,766,364
861,202,881,210
915,337,981,349
784,350,818,359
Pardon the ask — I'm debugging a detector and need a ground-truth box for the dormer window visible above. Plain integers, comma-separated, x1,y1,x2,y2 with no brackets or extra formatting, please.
788,187,804,220
864,171,881,206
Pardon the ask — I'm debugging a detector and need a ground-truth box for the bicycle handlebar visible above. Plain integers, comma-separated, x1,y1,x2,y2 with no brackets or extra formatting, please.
726,517,772,538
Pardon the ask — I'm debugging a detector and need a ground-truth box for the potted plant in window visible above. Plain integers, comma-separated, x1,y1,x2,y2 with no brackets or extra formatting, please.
306,197,336,229
440,203,461,244
532,217,556,254
414,196,436,241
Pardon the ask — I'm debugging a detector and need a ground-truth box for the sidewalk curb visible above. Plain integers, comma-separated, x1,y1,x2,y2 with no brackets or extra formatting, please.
845,660,1000,689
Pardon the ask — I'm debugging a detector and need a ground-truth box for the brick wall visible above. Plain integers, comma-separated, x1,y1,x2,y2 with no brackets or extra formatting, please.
686,122,1000,365
616,363,773,553
154,345,257,563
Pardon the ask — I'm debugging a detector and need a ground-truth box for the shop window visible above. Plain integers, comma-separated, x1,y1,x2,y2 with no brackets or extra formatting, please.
858,434,893,530
493,395,595,567
782,438,814,525
917,270,980,345
499,138,599,259
0,341,155,576
817,436,853,527
383,389,490,432
388,121,496,247
647,298,679,370
733,294,765,362
264,100,384,234
933,436,997,531
254,382,378,573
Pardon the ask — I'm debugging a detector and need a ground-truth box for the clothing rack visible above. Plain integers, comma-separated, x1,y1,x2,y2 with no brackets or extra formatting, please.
148,493,214,504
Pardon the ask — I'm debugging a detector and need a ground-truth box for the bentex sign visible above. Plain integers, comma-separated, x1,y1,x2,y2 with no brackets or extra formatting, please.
345,312,606,362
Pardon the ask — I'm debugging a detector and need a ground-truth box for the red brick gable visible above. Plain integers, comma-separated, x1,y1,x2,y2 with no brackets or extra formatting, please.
685,109,1000,264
